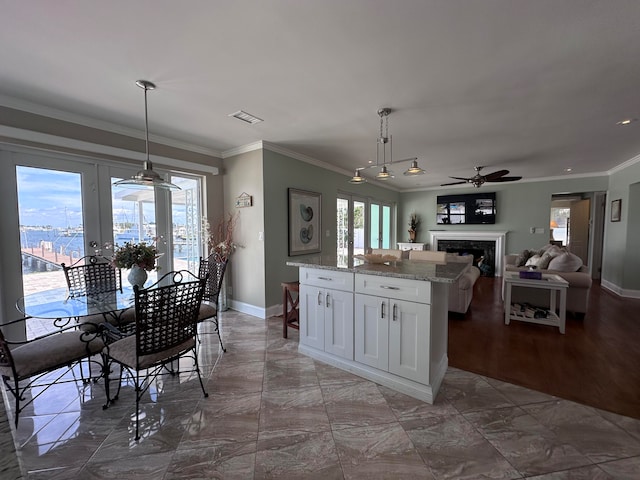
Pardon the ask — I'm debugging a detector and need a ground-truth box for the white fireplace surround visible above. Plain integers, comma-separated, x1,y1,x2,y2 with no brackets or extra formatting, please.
429,230,508,276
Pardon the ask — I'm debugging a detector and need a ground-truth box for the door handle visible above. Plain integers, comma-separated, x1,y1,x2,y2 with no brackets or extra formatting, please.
317,291,322,305
326,293,330,307
393,303,398,322
381,301,385,319
380,285,400,290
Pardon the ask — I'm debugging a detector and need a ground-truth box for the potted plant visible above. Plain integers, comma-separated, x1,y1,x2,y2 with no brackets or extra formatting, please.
111,241,159,288
408,213,420,242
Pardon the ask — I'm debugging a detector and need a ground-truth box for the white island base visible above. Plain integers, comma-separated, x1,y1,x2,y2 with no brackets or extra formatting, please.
291,263,460,404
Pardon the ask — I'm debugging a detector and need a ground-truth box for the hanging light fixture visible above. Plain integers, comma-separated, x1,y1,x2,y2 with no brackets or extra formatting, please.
349,169,366,184
114,80,181,191
348,107,423,184
403,159,425,176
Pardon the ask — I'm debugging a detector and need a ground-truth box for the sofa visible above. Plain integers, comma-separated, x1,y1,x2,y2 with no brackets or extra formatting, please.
504,246,592,318
445,254,481,314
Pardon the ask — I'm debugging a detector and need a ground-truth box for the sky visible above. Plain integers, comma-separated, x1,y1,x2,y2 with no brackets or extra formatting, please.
16,166,189,229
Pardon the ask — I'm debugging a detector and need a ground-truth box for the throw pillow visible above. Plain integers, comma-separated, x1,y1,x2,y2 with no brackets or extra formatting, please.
548,252,583,272
515,249,531,267
525,254,542,267
537,252,555,269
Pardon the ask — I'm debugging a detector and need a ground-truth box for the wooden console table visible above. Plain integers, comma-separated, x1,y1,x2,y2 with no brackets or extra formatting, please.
503,272,569,334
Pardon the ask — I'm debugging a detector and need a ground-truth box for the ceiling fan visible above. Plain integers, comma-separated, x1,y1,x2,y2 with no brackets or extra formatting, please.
441,166,522,188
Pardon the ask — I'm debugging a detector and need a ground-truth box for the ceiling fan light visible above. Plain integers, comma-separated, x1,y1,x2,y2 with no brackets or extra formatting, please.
349,170,366,184
403,160,425,176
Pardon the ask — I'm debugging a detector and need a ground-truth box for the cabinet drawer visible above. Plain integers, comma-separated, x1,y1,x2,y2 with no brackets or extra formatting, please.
355,274,431,304
300,268,354,291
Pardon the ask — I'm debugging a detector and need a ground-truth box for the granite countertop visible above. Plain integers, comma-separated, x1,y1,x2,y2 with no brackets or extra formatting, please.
286,256,468,283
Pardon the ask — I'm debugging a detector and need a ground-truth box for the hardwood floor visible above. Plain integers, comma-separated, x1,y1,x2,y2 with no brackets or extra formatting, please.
448,276,640,420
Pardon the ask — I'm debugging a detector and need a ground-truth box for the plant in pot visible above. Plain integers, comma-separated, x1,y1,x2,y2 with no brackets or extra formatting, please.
111,241,159,288
408,213,420,242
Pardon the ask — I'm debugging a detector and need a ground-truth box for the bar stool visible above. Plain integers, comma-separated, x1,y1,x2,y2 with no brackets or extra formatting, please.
281,281,299,338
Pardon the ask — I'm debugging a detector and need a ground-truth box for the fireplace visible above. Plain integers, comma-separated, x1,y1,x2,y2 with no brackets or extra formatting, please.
429,231,507,277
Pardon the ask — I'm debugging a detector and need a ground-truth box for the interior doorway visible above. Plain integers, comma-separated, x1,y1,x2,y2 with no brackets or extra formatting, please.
550,192,605,279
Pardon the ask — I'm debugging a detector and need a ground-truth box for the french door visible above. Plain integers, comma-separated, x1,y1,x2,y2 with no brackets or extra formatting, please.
8,148,203,299
337,194,394,266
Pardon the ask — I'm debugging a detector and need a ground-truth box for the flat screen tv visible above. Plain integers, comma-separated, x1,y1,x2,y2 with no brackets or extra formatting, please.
437,192,496,225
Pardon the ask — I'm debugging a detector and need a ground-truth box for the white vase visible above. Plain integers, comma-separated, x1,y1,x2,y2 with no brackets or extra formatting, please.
127,265,148,289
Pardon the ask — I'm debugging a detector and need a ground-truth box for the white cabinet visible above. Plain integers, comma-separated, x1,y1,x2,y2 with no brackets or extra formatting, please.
355,274,431,384
397,242,427,251
299,268,354,359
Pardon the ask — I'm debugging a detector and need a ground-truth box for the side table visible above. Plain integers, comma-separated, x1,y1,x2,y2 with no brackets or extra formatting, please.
503,272,569,334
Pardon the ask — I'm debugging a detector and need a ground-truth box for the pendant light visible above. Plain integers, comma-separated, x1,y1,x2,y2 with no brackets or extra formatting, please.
114,80,181,191
348,107,423,184
403,159,425,176
349,169,366,184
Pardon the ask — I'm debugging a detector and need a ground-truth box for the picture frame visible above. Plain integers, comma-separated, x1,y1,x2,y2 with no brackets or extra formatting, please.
288,188,322,256
611,199,621,222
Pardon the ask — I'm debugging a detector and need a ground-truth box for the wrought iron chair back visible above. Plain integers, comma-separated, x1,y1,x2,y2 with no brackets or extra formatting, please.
133,270,206,358
198,257,228,305
61,255,122,297
197,257,228,351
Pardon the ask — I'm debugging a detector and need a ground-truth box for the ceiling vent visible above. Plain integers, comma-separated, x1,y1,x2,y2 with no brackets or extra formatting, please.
228,110,263,124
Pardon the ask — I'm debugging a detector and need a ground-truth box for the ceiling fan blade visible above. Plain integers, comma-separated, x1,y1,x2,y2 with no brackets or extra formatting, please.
483,169,510,181
448,176,471,181
488,176,522,183
440,180,468,186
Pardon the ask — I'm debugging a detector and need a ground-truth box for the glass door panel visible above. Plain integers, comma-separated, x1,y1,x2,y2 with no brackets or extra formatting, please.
370,204,380,249
370,201,393,250
337,197,349,267
170,175,202,274
17,166,90,296
337,194,366,267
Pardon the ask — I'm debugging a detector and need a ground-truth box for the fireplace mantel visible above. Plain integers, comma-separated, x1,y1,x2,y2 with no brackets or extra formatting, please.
429,230,507,276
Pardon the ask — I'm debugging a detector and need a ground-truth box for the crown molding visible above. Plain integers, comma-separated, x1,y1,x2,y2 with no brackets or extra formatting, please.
0,125,219,175
0,94,223,158
608,152,640,175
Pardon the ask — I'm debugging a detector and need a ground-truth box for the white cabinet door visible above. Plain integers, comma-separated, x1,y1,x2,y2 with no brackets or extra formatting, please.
300,285,325,350
354,294,389,370
324,289,354,359
388,299,430,384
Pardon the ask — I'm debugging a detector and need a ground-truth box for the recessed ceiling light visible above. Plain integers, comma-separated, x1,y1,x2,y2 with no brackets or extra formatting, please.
616,118,637,126
228,110,263,124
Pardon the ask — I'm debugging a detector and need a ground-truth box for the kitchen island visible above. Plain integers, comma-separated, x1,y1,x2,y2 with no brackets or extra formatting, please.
286,256,467,404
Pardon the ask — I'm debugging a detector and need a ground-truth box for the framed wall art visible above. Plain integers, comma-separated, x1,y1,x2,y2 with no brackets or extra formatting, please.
288,188,322,256
611,199,621,222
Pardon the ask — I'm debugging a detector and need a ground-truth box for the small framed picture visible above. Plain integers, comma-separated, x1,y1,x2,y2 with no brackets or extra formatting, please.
288,188,322,256
611,199,621,222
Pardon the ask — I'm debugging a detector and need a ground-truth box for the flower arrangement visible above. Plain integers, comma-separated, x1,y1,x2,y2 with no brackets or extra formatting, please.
408,213,420,242
203,212,242,262
111,241,159,271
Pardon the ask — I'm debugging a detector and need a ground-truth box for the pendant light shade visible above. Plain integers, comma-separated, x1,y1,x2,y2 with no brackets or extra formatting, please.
376,165,392,180
403,160,425,176
349,170,366,184
114,80,181,191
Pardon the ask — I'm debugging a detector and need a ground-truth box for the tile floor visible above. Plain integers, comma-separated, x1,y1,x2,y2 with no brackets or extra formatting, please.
3,311,640,479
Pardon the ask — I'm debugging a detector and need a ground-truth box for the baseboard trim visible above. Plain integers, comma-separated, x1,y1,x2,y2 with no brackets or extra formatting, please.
601,280,640,299
225,301,284,319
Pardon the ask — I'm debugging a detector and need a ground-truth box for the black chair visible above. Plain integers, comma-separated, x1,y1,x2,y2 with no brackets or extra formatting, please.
101,270,208,440
61,255,134,330
0,316,105,427
197,257,228,352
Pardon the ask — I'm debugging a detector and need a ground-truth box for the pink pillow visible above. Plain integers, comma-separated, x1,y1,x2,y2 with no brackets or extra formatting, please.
548,252,583,272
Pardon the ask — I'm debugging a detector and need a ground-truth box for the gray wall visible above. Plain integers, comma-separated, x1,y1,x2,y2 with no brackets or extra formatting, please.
263,149,400,309
400,176,607,255
222,149,266,310
604,159,640,291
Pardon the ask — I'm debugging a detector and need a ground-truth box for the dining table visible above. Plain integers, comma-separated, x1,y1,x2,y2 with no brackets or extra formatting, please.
16,286,136,327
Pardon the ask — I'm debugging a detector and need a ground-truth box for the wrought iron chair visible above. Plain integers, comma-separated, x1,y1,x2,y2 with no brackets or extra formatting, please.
101,270,208,440
197,256,228,352
61,255,135,330
0,316,105,427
